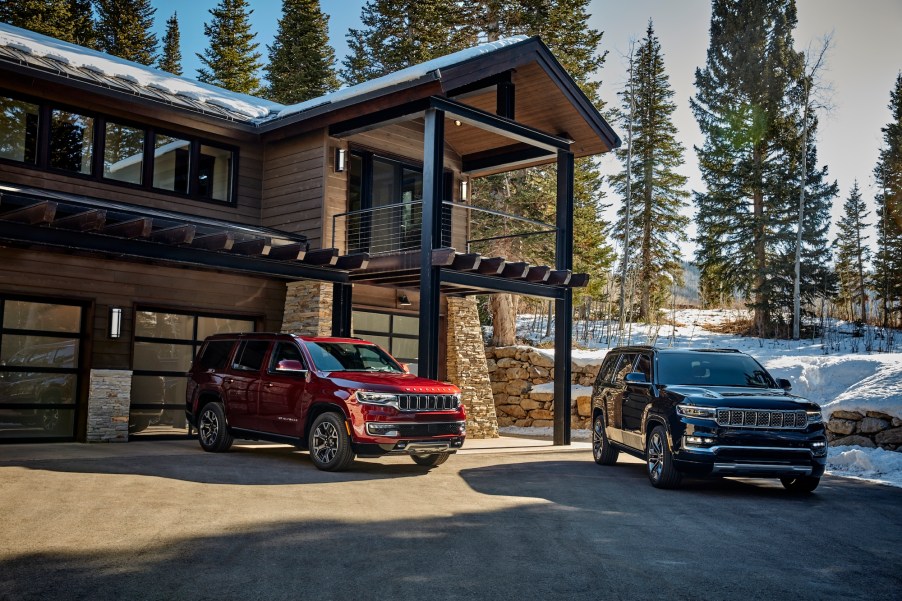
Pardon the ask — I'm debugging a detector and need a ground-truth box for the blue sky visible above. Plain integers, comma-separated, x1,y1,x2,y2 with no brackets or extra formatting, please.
151,0,902,255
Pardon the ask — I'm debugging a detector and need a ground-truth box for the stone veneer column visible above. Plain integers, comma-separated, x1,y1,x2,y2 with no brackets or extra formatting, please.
446,297,499,438
281,281,334,335
86,369,131,442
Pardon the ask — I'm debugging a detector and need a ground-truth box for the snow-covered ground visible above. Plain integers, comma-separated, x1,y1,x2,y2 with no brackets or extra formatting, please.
498,308,902,488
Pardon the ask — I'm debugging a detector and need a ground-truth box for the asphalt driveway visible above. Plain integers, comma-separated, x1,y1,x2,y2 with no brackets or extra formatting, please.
0,438,900,601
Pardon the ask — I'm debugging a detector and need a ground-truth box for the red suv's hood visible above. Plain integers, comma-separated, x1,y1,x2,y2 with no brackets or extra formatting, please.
323,372,460,394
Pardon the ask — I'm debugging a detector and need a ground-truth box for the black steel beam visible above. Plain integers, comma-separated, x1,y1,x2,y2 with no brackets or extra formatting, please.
462,144,555,174
554,150,575,446
329,97,432,138
429,96,571,153
0,221,350,283
418,108,445,380
332,283,353,337
439,270,565,299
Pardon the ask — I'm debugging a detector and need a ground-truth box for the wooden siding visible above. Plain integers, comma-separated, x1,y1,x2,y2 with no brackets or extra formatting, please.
0,247,287,371
261,130,328,248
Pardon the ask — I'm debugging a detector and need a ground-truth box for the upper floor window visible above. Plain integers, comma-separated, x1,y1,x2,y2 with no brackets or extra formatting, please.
0,96,38,164
0,91,237,204
50,109,94,174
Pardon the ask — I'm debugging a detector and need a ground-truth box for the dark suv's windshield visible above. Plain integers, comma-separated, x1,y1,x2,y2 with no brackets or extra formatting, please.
303,341,404,373
656,352,777,388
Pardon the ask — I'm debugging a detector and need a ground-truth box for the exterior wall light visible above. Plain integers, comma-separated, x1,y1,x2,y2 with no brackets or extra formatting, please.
109,307,123,339
459,179,469,202
398,294,412,306
335,148,347,172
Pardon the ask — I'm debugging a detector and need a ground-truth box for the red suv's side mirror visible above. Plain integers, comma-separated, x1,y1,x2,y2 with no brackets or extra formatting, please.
276,359,307,374
400,363,410,374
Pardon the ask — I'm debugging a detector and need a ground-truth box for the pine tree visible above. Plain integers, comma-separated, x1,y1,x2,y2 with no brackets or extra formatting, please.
873,73,902,328
691,0,836,336
69,0,97,49
341,0,469,85
197,0,262,94
833,181,870,323
263,0,339,104
157,12,182,75
0,0,74,42
95,0,157,65
610,22,689,321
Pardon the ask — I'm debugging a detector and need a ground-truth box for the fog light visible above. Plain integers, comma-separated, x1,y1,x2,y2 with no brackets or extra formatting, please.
685,435,714,446
366,423,401,436
811,440,827,455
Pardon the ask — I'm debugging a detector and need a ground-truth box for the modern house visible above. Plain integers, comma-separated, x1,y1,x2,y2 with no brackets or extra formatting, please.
0,22,619,445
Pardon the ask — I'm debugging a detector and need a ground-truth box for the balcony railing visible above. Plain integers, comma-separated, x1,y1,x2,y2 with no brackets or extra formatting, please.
331,200,555,257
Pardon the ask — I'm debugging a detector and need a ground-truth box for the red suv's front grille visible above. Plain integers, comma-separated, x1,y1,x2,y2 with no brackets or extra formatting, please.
397,394,459,412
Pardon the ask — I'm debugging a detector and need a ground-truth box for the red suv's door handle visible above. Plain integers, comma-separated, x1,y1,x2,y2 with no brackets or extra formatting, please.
225,378,234,384
264,382,274,388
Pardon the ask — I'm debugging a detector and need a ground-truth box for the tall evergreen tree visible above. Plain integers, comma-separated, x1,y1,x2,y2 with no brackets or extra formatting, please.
157,12,182,75
264,0,339,104
1,0,75,43
833,181,870,323
95,0,157,65
691,0,836,336
69,0,97,49
610,21,689,321
197,0,262,94
872,73,902,328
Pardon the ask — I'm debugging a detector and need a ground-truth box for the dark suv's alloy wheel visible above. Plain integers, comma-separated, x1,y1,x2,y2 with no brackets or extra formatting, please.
309,412,355,472
198,402,233,452
592,414,619,465
646,425,682,489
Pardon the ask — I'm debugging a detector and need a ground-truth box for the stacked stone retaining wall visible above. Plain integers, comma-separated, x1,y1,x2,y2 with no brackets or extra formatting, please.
826,410,902,451
486,346,602,429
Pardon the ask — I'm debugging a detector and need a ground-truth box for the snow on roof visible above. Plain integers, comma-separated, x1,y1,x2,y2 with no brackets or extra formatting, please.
0,22,282,121
274,36,530,120
0,22,530,126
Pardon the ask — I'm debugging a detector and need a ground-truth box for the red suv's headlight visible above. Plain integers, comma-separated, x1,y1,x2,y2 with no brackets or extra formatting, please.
356,391,398,405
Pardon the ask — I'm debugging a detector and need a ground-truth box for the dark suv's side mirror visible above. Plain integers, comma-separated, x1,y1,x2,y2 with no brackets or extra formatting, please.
275,359,308,375
625,372,650,385
776,377,792,391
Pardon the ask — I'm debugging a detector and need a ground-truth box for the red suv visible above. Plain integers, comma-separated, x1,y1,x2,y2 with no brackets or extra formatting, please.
186,333,466,471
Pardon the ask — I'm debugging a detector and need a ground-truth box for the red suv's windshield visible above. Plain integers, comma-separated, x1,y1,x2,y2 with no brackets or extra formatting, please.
302,341,404,373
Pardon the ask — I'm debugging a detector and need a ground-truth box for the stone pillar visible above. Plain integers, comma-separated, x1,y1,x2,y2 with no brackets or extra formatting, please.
446,297,499,439
86,369,131,442
281,281,334,335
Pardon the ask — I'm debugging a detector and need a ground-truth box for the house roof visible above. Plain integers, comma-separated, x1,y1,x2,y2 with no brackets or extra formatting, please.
0,22,619,155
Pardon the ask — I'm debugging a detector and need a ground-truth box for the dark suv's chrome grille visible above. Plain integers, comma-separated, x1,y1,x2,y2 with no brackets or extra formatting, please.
716,409,808,429
397,394,459,412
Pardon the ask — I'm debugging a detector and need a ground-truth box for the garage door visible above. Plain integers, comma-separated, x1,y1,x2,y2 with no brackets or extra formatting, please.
130,309,255,437
0,298,85,441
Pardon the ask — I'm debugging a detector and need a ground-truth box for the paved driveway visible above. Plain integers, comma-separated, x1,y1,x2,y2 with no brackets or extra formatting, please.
0,439,900,601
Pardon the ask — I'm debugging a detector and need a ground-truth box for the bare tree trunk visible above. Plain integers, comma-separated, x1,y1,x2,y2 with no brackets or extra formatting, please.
753,146,768,337
490,293,518,346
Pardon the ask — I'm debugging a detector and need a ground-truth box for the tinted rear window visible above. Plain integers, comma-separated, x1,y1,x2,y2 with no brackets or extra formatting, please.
656,353,776,388
197,340,233,370
232,340,270,371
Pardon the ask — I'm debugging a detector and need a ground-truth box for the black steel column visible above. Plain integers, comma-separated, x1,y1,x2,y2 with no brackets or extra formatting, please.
331,282,353,337
554,150,574,446
418,108,445,379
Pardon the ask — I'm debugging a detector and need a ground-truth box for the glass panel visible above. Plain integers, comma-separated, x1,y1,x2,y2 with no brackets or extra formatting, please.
135,311,195,339
232,340,269,371
3,301,81,332
133,341,194,372
0,407,75,438
352,311,390,333
103,121,145,184
0,96,39,164
371,158,397,207
197,316,254,339
50,109,94,174
393,315,419,336
391,337,418,361
131,375,186,405
0,336,78,368
152,133,190,193
198,144,232,202
0,372,77,404
364,335,390,351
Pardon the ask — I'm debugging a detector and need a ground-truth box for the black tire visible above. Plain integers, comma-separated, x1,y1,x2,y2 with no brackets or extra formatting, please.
411,452,450,467
128,415,151,435
645,425,682,489
197,402,233,452
780,476,820,493
592,413,619,465
308,412,355,472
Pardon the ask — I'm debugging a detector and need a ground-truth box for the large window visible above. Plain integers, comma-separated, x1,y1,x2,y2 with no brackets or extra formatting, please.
129,309,255,436
0,91,237,204
0,96,38,164
0,298,85,441
352,310,419,374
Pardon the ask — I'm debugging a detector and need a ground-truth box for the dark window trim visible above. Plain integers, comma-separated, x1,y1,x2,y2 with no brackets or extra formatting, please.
0,88,240,207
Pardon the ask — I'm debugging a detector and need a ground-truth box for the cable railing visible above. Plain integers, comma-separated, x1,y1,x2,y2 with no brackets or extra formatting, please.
331,200,556,257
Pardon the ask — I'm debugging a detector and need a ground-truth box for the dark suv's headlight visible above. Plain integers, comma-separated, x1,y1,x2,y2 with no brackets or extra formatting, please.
807,410,823,424
676,404,717,419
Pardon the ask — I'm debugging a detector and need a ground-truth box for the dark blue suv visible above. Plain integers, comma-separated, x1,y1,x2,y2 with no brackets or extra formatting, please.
591,347,827,491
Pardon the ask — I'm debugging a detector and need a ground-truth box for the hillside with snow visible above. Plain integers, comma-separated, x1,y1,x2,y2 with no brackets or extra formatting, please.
499,309,902,487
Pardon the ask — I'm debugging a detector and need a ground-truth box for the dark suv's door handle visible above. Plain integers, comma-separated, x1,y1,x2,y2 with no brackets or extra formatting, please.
225,377,234,384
